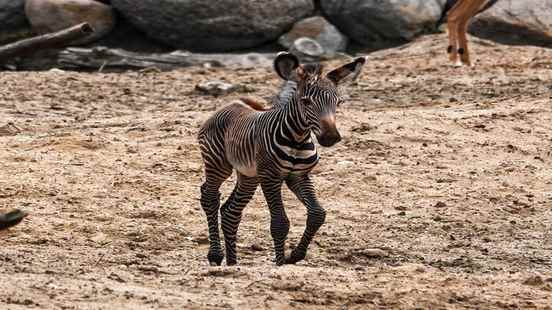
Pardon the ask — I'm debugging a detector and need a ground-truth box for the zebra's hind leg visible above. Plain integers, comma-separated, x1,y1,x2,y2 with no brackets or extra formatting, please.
284,175,326,264
260,178,289,265
221,173,258,266
200,167,232,266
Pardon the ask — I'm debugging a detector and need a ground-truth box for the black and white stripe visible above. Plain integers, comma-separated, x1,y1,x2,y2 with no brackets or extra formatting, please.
197,53,365,266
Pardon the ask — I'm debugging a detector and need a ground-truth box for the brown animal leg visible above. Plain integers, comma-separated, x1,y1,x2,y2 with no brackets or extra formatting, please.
458,18,472,66
447,17,460,66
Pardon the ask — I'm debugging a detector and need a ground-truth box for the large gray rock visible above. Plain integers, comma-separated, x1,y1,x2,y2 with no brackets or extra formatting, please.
0,0,29,43
470,0,552,46
25,0,116,45
289,37,326,62
111,0,314,52
321,0,444,47
279,16,348,56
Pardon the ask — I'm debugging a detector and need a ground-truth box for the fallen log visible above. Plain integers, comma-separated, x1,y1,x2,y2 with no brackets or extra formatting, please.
58,47,276,70
0,23,93,62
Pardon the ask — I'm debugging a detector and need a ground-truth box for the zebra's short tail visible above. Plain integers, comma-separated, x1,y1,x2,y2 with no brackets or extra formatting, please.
240,97,270,111
0,209,27,231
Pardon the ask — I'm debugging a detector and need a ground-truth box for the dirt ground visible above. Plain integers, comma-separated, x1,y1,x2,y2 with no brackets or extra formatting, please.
0,34,551,309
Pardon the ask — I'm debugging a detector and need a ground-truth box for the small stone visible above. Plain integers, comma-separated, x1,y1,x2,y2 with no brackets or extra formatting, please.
358,248,387,258
434,201,447,208
0,122,22,136
250,244,264,251
196,80,238,96
90,232,108,244
337,160,354,167
137,265,159,273
193,236,209,245
394,263,426,273
48,68,66,74
108,272,126,283
271,280,304,291
523,275,544,286
351,123,374,133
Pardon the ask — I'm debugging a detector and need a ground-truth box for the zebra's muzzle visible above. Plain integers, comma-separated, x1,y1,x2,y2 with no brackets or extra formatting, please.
317,131,341,147
317,116,341,147
317,128,341,147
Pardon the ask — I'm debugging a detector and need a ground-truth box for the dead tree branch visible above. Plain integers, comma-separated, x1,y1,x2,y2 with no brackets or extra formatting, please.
0,23,94,61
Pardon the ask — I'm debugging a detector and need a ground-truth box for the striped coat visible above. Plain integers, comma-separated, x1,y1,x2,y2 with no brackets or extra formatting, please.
198,53,365,266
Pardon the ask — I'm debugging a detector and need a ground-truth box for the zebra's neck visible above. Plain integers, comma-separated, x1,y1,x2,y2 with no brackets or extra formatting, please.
278,95,311,144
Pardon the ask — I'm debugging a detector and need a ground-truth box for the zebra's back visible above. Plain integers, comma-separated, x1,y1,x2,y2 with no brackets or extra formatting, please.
198,101,262,177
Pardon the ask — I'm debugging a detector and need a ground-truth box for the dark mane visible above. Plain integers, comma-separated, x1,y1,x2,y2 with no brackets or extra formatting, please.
302,63,324,76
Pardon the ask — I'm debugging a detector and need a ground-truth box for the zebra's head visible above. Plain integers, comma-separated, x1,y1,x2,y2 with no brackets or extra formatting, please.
274,52,366,147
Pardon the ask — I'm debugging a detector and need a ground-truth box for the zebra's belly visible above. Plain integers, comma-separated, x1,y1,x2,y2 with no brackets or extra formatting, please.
234,162,258,177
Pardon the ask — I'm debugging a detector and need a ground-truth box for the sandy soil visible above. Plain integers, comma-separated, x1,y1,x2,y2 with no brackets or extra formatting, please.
0,34,551,309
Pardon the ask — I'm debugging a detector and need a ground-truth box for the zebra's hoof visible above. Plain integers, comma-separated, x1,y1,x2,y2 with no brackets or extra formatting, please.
284,253,306,265
208,253,224,266
226,259,237,266
274,258,285,266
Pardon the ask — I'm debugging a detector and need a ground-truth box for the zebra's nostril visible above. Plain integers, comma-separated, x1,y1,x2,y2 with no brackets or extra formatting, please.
317,132,341,147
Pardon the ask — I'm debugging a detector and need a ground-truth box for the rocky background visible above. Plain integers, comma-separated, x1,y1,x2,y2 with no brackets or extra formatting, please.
0,0,551,69
0,34,551,308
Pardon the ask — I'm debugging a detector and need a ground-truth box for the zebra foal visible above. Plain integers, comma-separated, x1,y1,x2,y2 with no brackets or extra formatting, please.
198,52,366,266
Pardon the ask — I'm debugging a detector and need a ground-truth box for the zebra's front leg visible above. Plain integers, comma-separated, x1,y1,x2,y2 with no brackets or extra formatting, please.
220,173,258,266
260,178,289,265
284,175,326,264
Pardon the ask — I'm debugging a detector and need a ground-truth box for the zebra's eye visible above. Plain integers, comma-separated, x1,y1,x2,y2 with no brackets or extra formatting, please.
300,97,313,106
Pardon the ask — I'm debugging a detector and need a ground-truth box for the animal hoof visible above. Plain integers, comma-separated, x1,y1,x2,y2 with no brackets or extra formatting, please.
284,252,306,264
284,257,299,265
274,257,285,266
226,259,237,266
453,60,463,68
208,253,224,266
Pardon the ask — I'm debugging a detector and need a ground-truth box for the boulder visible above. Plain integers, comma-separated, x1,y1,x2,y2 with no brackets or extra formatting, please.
321,0,444,48
470,0,552,46
93,16,172,53
279,16,348,56
111,0,314,52
289,37,325,62
0,0,29,43
25,0,116,45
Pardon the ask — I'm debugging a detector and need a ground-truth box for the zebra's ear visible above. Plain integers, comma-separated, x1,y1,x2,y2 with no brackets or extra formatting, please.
274,52,299,81
326,57,366,85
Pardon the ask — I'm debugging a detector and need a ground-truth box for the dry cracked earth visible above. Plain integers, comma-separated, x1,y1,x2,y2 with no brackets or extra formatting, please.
0,34,551,309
